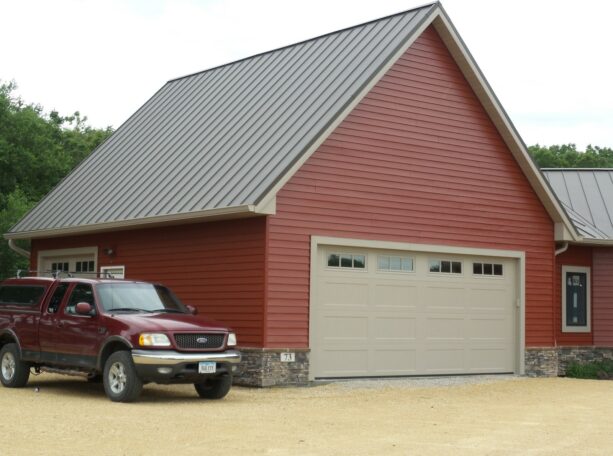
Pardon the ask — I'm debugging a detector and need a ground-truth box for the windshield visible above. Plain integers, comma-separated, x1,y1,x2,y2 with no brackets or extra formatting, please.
97,283,187,314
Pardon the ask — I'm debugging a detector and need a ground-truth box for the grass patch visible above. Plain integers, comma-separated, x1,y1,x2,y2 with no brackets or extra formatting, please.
565,360,613,379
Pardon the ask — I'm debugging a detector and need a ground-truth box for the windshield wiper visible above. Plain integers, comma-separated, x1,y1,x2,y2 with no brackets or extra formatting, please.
151,308,185,314
108,307,153,313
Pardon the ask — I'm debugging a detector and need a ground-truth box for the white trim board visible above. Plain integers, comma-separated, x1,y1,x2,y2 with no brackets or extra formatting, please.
308,236,526,380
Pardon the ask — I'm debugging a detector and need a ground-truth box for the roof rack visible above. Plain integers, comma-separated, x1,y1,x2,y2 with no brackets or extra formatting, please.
15,270,119,279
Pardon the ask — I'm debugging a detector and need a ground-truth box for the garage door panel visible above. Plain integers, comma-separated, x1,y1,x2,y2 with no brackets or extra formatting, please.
312,246,517,378
373,284,418,309
319,280,369,308
372,317,417,340
320,349,370,376
423,285,467,313
424,348,465,372
468,287,511,312
320,315,369,341
468,316,512,339
425,317,465,340
373,349,417,374
468,349,511,371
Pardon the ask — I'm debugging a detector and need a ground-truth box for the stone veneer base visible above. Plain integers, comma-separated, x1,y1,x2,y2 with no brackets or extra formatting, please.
234,346,613,386
525,346,613,377
233,348,310,387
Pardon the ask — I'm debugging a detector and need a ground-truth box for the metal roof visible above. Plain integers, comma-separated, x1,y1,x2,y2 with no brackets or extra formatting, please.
542,169,613,240
8,3,436,237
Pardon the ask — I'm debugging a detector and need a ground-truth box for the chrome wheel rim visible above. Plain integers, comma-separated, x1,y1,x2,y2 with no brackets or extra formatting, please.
108,362,127,394
1,352,16,381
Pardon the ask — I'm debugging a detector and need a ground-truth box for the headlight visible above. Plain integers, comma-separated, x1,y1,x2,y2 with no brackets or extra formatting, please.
227,332,237,347
139,333,171,347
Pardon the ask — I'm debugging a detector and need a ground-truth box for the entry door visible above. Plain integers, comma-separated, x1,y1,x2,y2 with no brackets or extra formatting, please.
565,271,587,327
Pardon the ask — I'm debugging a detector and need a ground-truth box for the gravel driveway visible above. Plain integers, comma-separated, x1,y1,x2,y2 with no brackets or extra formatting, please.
1,374,611,455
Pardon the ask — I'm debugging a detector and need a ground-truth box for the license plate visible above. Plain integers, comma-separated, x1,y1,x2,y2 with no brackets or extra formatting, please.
198,362,216,374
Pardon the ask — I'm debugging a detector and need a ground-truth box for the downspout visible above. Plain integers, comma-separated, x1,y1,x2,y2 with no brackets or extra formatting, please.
8,239,30,259
555,242,569,256
552,242,569,351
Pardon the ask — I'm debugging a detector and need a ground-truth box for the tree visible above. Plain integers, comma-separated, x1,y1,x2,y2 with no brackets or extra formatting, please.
528,144,613,168
0,81,113,279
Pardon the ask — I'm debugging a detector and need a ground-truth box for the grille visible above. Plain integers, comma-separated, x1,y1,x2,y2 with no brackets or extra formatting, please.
174,333,225,350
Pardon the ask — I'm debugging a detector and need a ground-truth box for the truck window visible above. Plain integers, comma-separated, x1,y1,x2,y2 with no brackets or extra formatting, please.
47,283,69,314
65,283,96,315
0,285,46,307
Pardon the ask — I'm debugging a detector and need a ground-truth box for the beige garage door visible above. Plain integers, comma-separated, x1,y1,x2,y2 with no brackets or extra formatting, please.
311,245,517,378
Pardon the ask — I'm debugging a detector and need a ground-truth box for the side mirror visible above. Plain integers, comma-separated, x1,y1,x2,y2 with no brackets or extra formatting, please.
75,302,94,316
186,305,198,315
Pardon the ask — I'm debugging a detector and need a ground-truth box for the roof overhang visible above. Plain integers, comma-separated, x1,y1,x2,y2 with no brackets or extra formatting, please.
3,203,273,240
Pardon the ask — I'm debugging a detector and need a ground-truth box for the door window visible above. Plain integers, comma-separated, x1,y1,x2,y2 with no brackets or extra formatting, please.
65,283,96,315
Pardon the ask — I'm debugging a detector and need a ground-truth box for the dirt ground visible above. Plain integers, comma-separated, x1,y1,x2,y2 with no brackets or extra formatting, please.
1,375,612,455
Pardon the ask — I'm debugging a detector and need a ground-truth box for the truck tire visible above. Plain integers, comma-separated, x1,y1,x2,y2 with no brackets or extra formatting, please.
0,343,30,388
103,351,143,402
194,374,232,399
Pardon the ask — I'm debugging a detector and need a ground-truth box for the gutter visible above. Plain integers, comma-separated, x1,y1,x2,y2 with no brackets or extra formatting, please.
8,239,30,259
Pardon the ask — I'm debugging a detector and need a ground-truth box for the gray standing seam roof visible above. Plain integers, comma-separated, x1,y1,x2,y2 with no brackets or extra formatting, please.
8,3,436,236
542,169,613,240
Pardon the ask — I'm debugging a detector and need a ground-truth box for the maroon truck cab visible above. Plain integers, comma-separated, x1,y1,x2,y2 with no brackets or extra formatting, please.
0,276,241,402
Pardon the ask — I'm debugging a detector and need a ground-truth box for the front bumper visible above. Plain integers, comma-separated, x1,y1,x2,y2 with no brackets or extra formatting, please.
131,349,241,384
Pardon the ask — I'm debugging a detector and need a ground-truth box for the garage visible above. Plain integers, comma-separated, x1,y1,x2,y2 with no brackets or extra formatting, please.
310,240,520,379
37,247,98,278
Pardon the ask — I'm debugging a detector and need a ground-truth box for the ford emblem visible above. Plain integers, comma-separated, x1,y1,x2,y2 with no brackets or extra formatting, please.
196,337,208,344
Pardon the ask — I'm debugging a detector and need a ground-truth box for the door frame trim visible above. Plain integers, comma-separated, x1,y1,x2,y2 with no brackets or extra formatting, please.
308,236,526,380
37,246,98,275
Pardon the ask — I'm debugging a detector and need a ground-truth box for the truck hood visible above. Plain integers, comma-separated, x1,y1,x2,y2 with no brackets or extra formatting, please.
107,313,231,333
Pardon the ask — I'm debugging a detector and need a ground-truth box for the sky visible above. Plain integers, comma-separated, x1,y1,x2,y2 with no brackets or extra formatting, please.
2,0,612,149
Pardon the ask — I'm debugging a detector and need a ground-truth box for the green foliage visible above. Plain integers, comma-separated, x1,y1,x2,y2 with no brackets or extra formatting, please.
565,360,613,379
528,144,613,168
0,81,113,279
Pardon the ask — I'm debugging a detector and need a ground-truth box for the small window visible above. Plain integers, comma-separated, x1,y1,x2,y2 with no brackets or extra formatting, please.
473,262,503,276
51,262,69,273
100,266,126,279
76,261,95,273
378,255,414,272
0,285,46,307
429,260,462,274
327,253,366,269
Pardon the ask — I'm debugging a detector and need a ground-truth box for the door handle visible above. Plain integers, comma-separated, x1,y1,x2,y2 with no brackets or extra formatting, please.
56,321,64,328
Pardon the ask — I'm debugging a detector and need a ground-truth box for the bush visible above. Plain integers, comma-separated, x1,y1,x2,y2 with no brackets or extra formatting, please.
565,360,613,379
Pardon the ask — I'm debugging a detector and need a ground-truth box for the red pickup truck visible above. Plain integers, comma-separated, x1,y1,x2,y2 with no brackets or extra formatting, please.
0,276,241,402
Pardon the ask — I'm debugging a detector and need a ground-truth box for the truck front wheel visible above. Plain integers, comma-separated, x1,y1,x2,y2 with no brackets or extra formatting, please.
0,343,30,388
103,351,143,402
194,374,232,399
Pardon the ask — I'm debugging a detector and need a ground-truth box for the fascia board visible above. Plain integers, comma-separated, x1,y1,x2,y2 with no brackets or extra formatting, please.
4,205,257,240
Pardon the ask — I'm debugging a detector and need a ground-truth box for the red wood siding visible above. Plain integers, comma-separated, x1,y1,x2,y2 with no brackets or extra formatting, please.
554,245,593,345
266,25,555,348
31,218,266,346
594,247,613,346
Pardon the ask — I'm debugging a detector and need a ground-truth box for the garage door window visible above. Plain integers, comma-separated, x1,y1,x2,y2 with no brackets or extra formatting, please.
429,260,462,274
378,255,414,272
327,253,366,269
473,262,503,276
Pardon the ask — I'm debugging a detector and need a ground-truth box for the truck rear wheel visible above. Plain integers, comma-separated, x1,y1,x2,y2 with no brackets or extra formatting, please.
0,343,30,388
194,374,232,399
103,351,143,402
